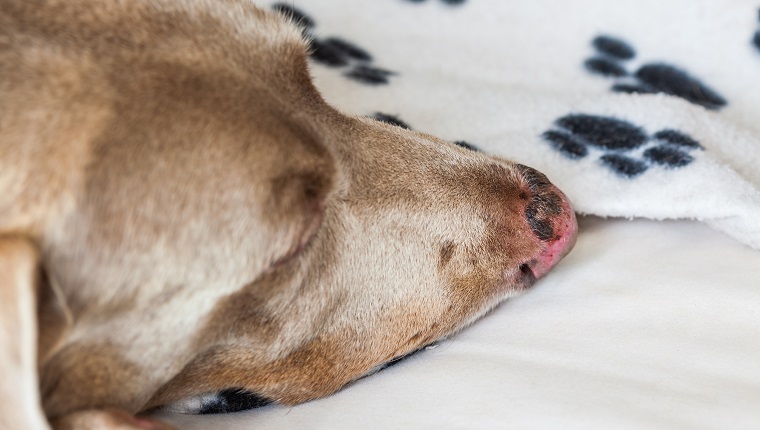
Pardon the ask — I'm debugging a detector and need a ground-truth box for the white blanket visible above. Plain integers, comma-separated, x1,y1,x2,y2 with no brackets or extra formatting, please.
269,0,760,249
157,1,760,427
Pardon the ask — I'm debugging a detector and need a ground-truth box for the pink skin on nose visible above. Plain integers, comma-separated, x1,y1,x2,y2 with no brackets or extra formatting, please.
530,193,578,280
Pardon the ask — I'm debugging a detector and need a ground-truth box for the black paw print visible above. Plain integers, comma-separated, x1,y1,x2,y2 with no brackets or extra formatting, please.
542,114,703,178
753,9,760,53
403,0,467,5
272,3,396,85
372,113,480,151
584,35,727,110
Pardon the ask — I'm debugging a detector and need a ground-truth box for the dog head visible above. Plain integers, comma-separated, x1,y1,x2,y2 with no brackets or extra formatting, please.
7,0,575,416
145,112,577,409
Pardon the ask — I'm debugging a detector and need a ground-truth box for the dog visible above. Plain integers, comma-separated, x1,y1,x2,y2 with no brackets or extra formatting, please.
0,1,578,429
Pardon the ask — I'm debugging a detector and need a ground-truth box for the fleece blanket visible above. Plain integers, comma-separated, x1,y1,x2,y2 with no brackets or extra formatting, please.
259,0,760,250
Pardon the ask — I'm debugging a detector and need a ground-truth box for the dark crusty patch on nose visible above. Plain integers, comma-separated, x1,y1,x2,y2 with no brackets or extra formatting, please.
515,164,564,242
531,193,563,216
516,164,551,192
526,192,564,241
525,204,554,241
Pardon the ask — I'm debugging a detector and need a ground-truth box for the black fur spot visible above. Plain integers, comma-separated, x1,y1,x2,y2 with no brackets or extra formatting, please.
599,154,649,177
585,57,629,77
198,389,272,415
632,64,726,110
652,129,703,149
555,114,648,151
271,3,315,29
345,65,395,85
643,146,694,167
592,35,636,60
542,130,589,159
373,112,411,129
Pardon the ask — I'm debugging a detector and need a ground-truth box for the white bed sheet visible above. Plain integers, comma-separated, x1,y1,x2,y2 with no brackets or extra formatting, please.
157,216,760,429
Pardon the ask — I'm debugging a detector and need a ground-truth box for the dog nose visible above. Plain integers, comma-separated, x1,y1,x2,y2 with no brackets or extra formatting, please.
516,165,578,280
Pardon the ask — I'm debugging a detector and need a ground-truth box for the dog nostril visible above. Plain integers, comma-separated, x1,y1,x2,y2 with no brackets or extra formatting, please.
519,263,537,284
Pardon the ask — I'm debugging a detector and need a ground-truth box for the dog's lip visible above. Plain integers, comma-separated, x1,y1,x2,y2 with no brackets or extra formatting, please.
517,262,537,285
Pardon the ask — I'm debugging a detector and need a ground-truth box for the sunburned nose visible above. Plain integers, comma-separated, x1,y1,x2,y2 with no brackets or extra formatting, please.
515,164,578,281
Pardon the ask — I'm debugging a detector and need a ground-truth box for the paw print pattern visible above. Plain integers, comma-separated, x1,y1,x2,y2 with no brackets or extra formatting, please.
585,35,727,110
403,0,467,5
753,9,760,53
543,114,703,178
272,3,397,85
372,113,480,151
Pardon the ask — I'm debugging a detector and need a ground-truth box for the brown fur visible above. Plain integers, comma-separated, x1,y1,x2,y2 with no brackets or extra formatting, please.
0,1,577,429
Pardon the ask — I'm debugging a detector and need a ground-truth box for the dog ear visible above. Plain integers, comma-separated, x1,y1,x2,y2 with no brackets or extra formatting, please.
0,236,50,430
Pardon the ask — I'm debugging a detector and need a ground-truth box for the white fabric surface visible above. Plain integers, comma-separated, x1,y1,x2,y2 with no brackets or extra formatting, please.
158,217,760,429
156,1,760,427
273,0,760,249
